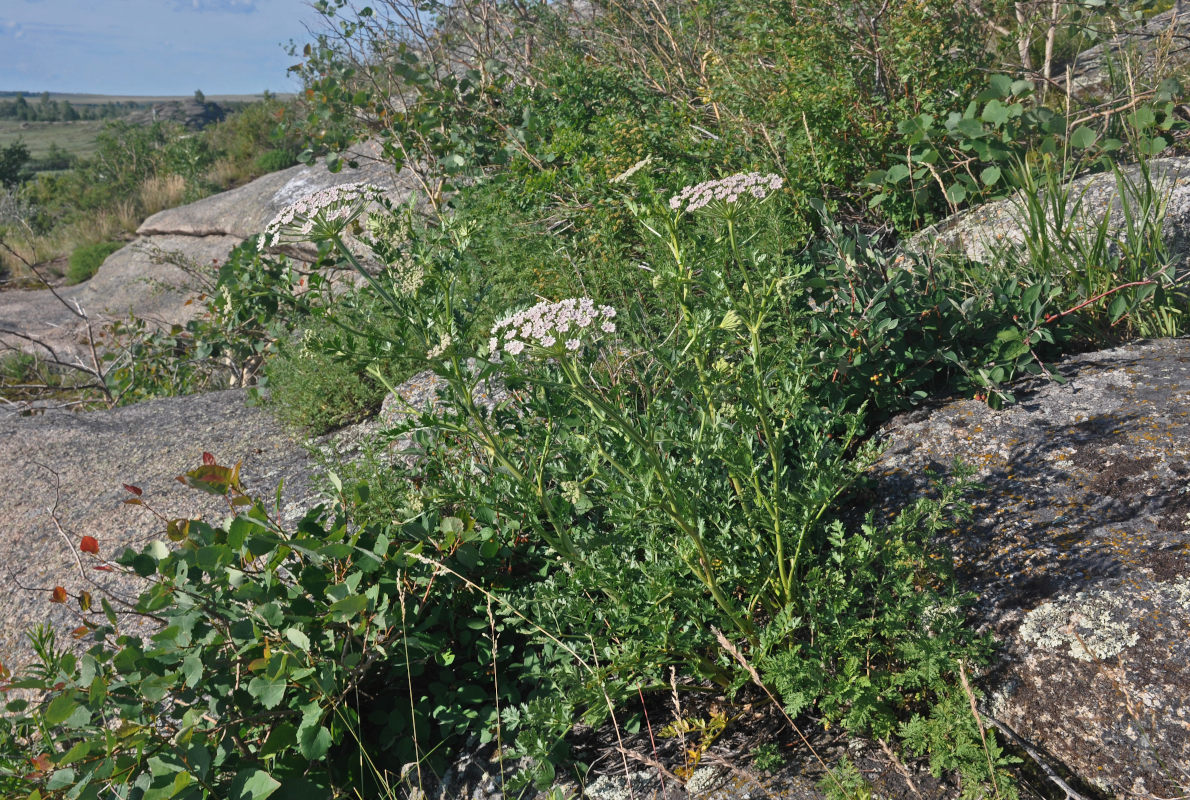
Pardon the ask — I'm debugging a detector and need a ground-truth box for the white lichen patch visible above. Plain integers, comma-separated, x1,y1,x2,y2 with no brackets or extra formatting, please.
1019,579,1190,661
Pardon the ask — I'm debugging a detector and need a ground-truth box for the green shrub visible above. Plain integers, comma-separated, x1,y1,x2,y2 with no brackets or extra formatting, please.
65,240,122,284
253,148,297,174
263,330,389,434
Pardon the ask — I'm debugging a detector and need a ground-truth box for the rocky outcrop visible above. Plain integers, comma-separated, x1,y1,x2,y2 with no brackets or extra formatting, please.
0,143,415,365
0,234,240,364
871,337,1190,797
137,140,413,241
907,157,1190,283
0,388,325,675
126,99,226,129
1062,7,1190,102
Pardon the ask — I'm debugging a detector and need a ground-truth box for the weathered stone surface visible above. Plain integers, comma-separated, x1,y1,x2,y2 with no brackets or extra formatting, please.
125,99,226,129
138,140,416,240
907,157,1190,284
1,142,414,365
1061,8,1190,102
0,389,324,674
870,337,1190,797
0,234,239,363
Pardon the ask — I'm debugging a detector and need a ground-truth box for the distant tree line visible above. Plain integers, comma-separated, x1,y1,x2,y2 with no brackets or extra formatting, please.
0,93,152,122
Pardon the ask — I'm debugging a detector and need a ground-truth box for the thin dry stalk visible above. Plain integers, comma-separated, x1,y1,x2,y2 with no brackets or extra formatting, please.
877,737,922,799
957,660,1004,800
486,594,506,792
975,709,1090,800
398,580,427,794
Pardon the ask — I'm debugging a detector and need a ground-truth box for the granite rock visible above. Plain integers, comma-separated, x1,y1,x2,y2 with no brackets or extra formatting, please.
0,389,324,674
869,337,1190,797
906,156,1190,287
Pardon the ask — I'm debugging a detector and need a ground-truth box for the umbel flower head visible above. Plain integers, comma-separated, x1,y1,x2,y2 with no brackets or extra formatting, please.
489,298,616,360
261,182,386,247
669,172,784,214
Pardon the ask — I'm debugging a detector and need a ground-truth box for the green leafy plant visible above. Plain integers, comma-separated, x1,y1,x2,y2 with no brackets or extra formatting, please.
65,240,122,284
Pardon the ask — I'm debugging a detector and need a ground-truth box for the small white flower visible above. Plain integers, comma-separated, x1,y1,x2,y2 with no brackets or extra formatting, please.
668,172,784,214
262,181,386,247
426,334,452,359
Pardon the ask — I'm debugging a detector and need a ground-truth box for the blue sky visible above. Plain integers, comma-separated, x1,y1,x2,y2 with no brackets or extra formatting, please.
0,0,323,96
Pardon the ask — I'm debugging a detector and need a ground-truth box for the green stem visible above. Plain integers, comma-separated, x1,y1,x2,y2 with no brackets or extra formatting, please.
556,359,755,642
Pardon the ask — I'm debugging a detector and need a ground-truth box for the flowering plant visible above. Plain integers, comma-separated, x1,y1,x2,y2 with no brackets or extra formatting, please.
261,181,386,247
668,172,783,215
489,298,616,358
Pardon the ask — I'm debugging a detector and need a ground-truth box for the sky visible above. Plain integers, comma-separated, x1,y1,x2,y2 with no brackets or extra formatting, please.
0,0,324,96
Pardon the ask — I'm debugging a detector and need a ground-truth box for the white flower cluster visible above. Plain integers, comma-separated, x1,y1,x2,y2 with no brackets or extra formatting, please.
261,182,385,247
389,251,425,295
426,334,453,359
668,172,784,213
489,297,617,359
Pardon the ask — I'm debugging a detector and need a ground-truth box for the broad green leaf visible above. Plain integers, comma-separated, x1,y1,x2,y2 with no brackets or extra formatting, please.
980,165,1001,187
1069,126,1097,149
248,676,286,710
299,722,332,760
328,594,368,620
45,770,75,791
885,164,910,184
285,628,311,652
981,99,1008,126
1108,295,1128,322
229,768,281,800
44,693,79,725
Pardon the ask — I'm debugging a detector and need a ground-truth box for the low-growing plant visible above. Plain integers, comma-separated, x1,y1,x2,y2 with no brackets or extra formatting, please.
65,240,122,284
253,175,1011,788
865,71,1185,231
253,148,297,174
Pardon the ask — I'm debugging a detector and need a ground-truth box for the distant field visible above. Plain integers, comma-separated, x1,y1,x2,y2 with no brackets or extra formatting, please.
0,92,294,106
0,91,297,164
0,119,108,159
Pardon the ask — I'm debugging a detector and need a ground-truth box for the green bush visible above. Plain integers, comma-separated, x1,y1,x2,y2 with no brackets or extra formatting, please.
65,240,122,284
253,148,297,174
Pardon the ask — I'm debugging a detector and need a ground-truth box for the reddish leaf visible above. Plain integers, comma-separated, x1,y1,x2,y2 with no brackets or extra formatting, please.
93,565,114,572
50,586,67,604
202,451,217,466
179,464,238,495
30,752,52,772
80,536,99,555
122,484,143,497
71,625,91,639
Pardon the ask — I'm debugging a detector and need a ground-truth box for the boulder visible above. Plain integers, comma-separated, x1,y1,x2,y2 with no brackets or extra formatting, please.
0,388,325,675
870,337,1190,797
125,99,226,129
0,234,240,364
0,144,415,367
137,141,416,242
1061,7,1190,102
906,157,1190,284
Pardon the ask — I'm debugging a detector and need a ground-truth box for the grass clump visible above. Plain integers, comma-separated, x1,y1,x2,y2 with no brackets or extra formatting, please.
64,239,122,284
